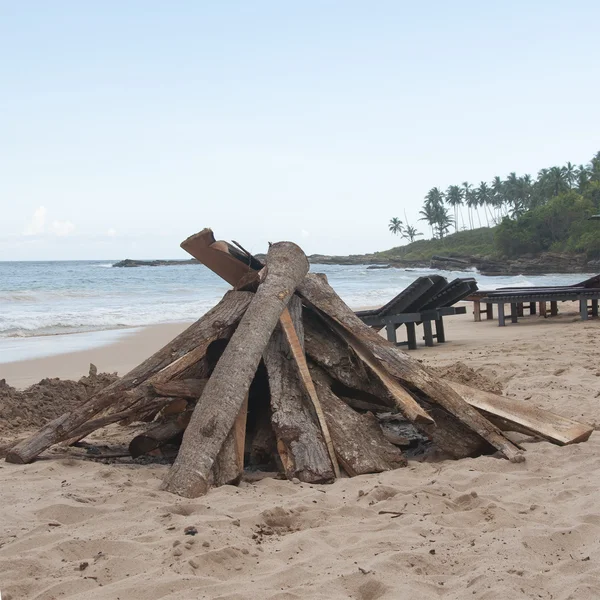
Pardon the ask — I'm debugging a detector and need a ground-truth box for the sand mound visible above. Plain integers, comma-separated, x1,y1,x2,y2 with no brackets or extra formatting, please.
433,361,503,394
0,365,118,434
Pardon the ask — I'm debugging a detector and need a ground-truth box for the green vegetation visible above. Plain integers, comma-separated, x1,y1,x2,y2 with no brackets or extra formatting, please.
377,227,496,261
387,150,600,260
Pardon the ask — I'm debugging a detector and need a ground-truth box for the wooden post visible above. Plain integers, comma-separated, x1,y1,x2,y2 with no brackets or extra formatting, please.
517,302,524,317
497,303,505,326
510,303,518,323
580,299,588,321
423,320,434,347
529,302,536,315
551,301,558,317
539,301,547,317
473,300,481,322
485,303,493,320
405,322,417,350
385,323,397,344
435,317,446,343
161,242,310,498
592,299,599,317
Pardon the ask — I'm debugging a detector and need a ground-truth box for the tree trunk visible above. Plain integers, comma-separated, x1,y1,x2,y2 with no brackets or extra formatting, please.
310,366,406,476
297,274,523,462
264,296,335,483
161,242,310,498
303,309,393,408
6,291,252,464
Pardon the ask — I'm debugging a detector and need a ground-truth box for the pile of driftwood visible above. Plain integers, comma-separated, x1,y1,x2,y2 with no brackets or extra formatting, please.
5,229,593,498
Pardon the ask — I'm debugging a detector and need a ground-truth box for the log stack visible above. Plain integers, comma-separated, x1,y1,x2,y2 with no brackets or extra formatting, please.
5,229,594,498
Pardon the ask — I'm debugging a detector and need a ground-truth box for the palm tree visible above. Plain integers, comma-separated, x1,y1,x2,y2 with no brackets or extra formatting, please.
547,166,569,197
476,181,492,227
388,217,403,235
491,176,506,221
462,182,474,229
445,185,463,231
434,205,454,238
419,203,437,238
564,162,577,189
401,224,423,243
577,164,590,191
425,187,445,209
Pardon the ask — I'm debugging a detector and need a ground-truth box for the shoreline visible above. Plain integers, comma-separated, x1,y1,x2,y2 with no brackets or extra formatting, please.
0,322,191,389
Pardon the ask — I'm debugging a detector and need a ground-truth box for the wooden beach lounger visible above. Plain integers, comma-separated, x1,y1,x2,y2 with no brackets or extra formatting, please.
467,273,600,322
356,276,476,349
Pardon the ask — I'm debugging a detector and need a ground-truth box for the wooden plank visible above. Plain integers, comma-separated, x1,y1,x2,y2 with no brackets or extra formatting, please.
446,381,593,446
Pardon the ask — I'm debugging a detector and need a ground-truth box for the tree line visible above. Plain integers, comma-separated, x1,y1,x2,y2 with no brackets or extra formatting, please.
389,151,600,250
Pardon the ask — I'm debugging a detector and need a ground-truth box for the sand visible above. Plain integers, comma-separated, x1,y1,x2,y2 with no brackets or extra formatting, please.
1,304,600,599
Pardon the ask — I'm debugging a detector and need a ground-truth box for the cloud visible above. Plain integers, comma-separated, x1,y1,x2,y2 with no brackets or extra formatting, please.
301,229,310,238
107,228,117,237
50,220,75,236
23,206,47,235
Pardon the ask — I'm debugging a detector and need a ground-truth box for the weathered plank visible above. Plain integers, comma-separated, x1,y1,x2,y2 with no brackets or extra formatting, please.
446,380,593,446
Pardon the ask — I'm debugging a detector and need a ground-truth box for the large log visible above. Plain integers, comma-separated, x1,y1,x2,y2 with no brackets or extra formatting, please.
310,366,407,475
304,309,393,407
6,291,253,464
446,380,594,446
297,274,524,462
264,296,335,483
161,242,310,497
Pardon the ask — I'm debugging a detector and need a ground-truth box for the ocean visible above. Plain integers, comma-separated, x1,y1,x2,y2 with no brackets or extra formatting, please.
0,260,592,364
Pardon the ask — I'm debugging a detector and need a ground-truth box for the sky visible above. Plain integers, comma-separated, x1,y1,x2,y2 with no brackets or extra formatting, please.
2,1,600,260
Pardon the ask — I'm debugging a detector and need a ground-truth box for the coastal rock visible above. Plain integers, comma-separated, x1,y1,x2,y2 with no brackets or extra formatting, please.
112,259,199,268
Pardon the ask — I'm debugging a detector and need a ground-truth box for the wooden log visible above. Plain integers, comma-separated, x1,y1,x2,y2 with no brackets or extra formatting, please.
304,302,432,425
161,241,310,497
210,396,248,487
279,302,340,478
304,309,392,405
310,366,406,475
129,410,192,458
151,379,207,399
298,274,524,462
446,381,593,446
6,291,253,464
264,296,335,483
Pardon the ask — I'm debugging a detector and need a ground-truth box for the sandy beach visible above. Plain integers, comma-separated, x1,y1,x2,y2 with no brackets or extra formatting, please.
1,304,599,599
